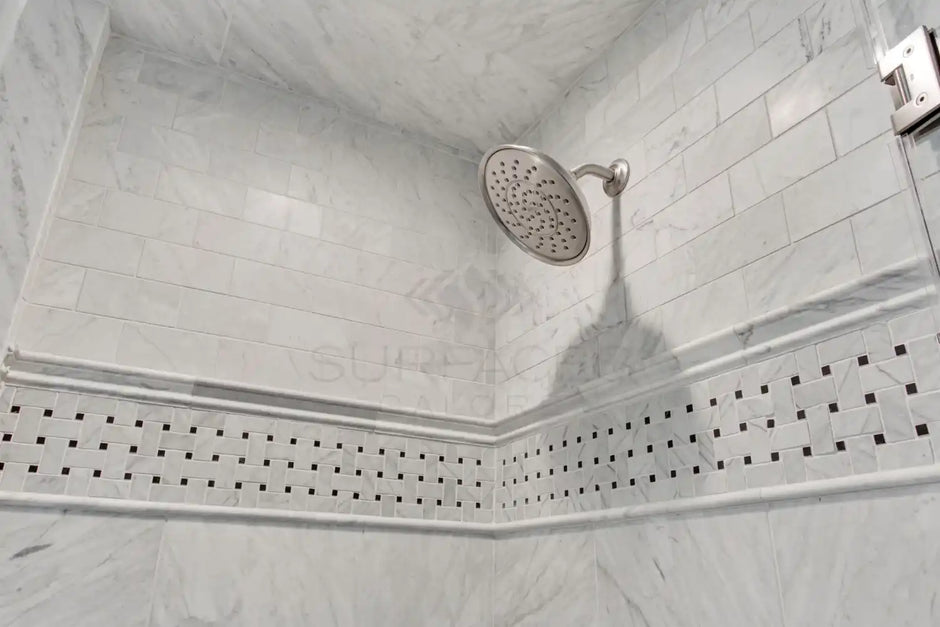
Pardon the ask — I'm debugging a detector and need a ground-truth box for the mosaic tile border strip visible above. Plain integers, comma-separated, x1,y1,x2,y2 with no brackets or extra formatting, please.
496,307,940,521
0,385,495,523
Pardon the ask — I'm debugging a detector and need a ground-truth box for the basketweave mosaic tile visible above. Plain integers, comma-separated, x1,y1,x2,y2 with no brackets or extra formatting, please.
495,308,940,521
0,385,496,523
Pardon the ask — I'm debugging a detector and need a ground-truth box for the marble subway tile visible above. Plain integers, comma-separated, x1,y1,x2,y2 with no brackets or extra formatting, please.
714,20,810,120
172,98,261,151
55,179,107,224
117,323,219,375
138,54,224,103
193,212,281,265
638,9,706,96
672,13,754,106
77,270,181,326
117,121,211,172
15,304,123,361
743,221,860,315
748,0,817,45
660,271,749,347
176,290,271,343
728,111,836,211
644,87,719,171
703,0,753,38
137,240,235,292
766,31,871,136
68,120,162,195
826,75,895,156
99,189,198,245
155,165,247,218
23,260,85,309
43,219,144,275
851,193,925,274
220,79,303,131
683,98,771,190
85,74,178,127
208,146,291,194
642,172,734,256
783,135,903,241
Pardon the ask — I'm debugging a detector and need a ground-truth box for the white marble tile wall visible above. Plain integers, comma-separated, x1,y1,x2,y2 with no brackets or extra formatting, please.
493,483,940,627
493,0,930,417
0,507,493,626
0,0,108,354
496,307,940,521
0,384,496,522
13,36,500,419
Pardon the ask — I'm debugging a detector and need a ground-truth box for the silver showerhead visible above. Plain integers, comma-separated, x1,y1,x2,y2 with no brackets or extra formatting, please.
479,145,629,265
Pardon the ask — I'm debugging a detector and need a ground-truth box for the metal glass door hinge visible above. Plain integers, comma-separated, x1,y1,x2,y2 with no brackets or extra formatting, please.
879,26,940,136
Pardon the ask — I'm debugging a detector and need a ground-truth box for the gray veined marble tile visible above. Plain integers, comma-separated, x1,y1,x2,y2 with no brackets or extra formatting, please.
0,509,162,627
494,529,595,627
596,507,783,627
770,484,940,627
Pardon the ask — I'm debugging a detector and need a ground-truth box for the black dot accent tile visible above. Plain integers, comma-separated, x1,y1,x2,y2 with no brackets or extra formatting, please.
99,443,108,451
917,423,930,436
735,390,743,399
693,466,700,474
36,436,45,445
828,403,839,413
157,450,165,457
761,384,769,394
612,481,618,489
62,468,70,475
123,472,131,480
858,355,869,366
895,344,907,356
686,404,693,413
670,470,677,478
710,398,717,407
290,437,297,445
797,410,806,420
208,480,215,488
667,440,674,449
865,392,877,404
608,427,614,435
28,465,38,473
216,429,224,437
629,478,636,487
649,474,656,483
592,432,597,440
771,452,780,462
625,422,631,431
740,423,748,432
767,419,775,428
713,428,721,438
263,460,270,467
790,376,801,386
181,478,189,486
690,434,697,443
240,457,247,465
267,435,274,442
802,446,812,457
874,433,886,445
717,460,725,470
836,440,846,451
1,434,9,442
744,456,752,465
821,365,831,376
259,484,266,492
106,416,115,424
135,420,143,428
10,406,19,414
130,446,138,453
907,383,918,395
68,439,77,448
162,424,169,432
235,482,242,489
665,410,671,419
576,436,582,444
352,492,358,499
309,488,315,495
646,445,653,453
212,454,219,461
626,450,633,458
152,476,159,483
43,409,53,417
644,416,651,425
189,427,197,434
185,452,192,460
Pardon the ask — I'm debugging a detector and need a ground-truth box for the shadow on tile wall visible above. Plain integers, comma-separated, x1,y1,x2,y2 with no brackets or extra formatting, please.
545,195,682,409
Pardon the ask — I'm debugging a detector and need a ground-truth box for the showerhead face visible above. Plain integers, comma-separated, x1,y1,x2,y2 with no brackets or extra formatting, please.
479,144,590,266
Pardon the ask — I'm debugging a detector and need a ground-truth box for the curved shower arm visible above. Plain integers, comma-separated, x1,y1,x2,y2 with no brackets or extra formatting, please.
571,159,631,198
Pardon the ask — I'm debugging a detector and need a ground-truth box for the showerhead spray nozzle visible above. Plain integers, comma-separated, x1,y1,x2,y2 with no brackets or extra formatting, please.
479,144,629,265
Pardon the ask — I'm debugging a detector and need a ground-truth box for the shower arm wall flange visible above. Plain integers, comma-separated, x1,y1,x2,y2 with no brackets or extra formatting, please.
571,158,630,197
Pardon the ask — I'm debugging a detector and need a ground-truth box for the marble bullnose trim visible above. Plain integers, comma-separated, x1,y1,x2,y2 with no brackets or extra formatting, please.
2,463,939,536
1,348,497,444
